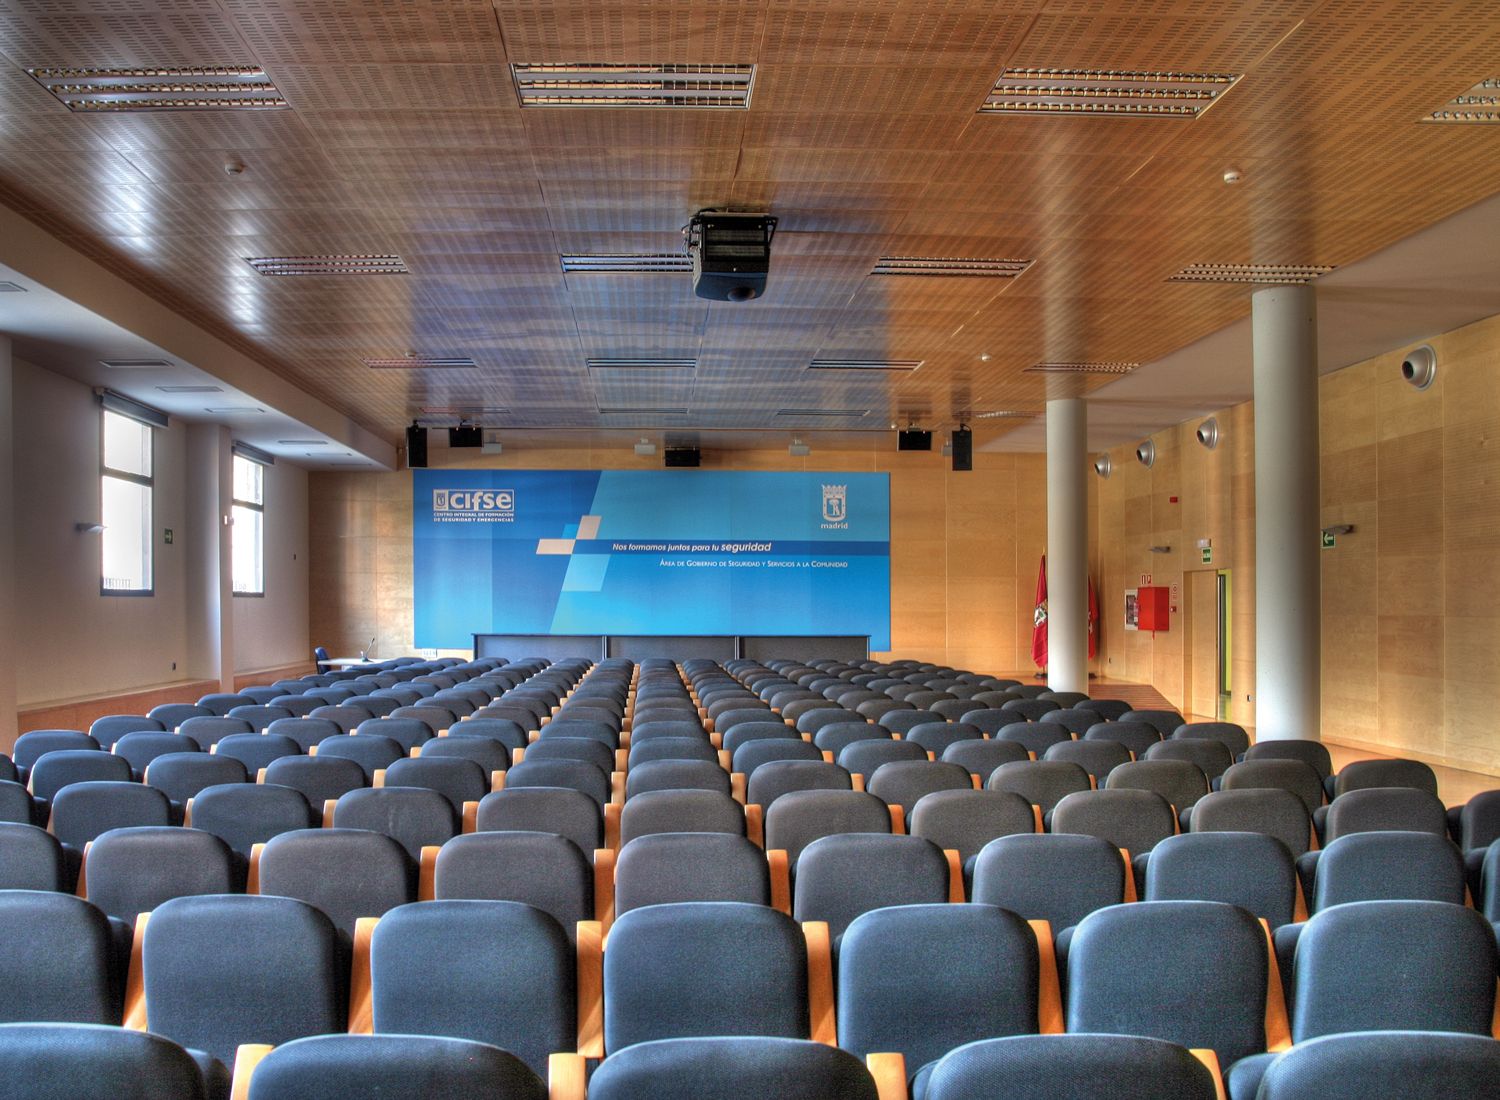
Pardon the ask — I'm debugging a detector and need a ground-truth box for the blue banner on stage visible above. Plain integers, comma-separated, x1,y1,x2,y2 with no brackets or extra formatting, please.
413,470,891,650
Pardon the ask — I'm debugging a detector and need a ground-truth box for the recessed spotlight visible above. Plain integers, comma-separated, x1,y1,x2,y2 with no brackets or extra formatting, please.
1223,167,1243,185
979,353,993,362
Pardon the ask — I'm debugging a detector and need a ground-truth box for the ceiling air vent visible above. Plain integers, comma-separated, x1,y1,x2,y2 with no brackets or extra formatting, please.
598,406,690,416
155,384,223,393
1024,362,1138,375
102,358,172,369
561,254,692,273
872,257,1031,277
248,255,408,276
27,66,287,112
512,63,755,109
587,358,697,370
0,281,26,292
362,356,475,369
421,405,509,417
974,410,1039,419
1168,264,1333,284
775,408,870,419
809,359,922,371
981,68,1240,118
278,440,327,446
1422,77,1500,123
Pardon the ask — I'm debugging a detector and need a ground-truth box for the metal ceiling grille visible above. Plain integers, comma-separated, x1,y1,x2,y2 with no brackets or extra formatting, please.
247,255,409,276
362,356,476,369
776,408,870,418
982,68,1240,118
26,66,287,112
871,257,1032,277
808,359,923,371
512,63,755,109
598,406,690,415
1422,78,1500,124
561,254,692,273
587,358,698,370
0,282,26,292
974,410,1039,419
1168,264,1334,284
421,406,509,416
155,385,222,393
1024,362,1138,375
101,358,172,369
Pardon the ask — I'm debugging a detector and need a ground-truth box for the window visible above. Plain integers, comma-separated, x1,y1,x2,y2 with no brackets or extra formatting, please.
101,409,154,594
232,454,264,595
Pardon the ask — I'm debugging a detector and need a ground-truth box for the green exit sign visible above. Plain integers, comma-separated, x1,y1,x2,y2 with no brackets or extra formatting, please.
1200,546,1212,564
1321,531,1336,550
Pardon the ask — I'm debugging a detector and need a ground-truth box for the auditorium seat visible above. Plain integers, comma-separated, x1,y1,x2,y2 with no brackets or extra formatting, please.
866,760,974,810
625,759,731,800
431,831,595,931
1075,698,1133,722
113,733,200,780
615,832,772,916
971,833,1129,930
331,786,457,860
957,709,1016,737
474,787,602,858
995,722,1072,757
254,829,415,935
225,706,292,733
1043,739,1130,784
28,749,132,804
584,1036,879,1100
1082,720,1163,758
1242,740,1333,782
260,756,364,808
1302,830,1465,911
1000,699,1061,722
1144,738,1235,784
187,784,315,857
792,833,955,939
0,823,66,890
923,1034,1219,1100
746,759,853,811
12,731,98,775
353,717,432,752
148,704,212,731
0,781,34,826
618,789,746,846
1316,787,1448,844
1330,758,1438,799
240,1033,545,1100
1190,788,1314,859
905,721,983,758
986,760,1091,816
0,1022,219,1100
88,715,165,747
627,738,716,768
176,717,253,748
82,827,239,924
1145,832,1301,928
764,789,891,865
444,717,528,754
51,782,172,849
536,719,618,748
908,789,1038,875
1174,721,1249,757
0,892,124,1024
267,696,321,718
312,733,402,781
382,756,491,813
1106,760,1210,827
1221,759,1324,814
940,739,1029,784
195,694,255,718
1253,1031,1500,1100
212,734,301,776
1039,708,1100,737
504,758,614,808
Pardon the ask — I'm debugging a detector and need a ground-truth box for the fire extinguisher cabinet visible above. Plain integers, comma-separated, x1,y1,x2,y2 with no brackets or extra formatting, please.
1137,586,1171,632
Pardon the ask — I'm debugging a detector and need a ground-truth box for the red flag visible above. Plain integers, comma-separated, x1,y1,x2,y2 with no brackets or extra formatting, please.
1032,555,1048,671
1087,574,1099,660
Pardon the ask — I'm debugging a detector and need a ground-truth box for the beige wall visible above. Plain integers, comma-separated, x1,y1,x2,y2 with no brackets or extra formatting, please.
310,443,1049,676
232,456,311,674
1094,309,1500,776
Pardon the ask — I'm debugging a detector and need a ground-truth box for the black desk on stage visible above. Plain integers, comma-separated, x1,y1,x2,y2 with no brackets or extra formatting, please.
471,633,869,663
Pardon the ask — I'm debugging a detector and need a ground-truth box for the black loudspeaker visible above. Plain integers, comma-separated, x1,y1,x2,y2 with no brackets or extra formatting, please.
664,447,701,468
897,429,932,452
951,428,973,471
690,212,776,302
405,422,428,469
448,423,482,448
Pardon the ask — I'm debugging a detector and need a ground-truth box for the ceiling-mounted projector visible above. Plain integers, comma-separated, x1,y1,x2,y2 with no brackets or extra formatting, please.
685,210,777,302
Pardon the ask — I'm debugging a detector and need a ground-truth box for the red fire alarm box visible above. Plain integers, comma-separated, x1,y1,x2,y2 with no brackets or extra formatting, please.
1137,585,1171,632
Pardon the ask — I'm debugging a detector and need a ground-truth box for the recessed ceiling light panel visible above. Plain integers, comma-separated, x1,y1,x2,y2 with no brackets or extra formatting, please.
775,408,870,419
808,359,923,371
27,66,287,112
362,356,475,369
599,406,690,416
872,257,1032,277
1024,362,1138,375
561,254,692,273
982,68,1240,118
102,358,172,369
512,63,755,109
587,358,697,370
155,384,223,393
0,281,27,292
1168,263,1333,284
1422,77,1500,124
248,255,408,276
974,410,1038,419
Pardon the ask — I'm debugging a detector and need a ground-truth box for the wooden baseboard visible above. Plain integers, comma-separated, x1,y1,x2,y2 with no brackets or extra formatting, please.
16,680,221,744
234,662,315,690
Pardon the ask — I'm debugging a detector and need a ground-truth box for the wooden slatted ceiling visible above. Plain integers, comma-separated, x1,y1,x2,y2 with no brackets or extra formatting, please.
0,0,1496,441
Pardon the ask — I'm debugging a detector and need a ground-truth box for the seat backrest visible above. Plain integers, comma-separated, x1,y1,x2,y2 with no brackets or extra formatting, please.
51,781,172,848
226,706,294,733
1311,830,1465,910
811,722,889,757
603,902,810,1054
257,828,415,935
630,720,710,742
971,833,1125,929
88,715,165,747
908,789,1037,866
1254,1031,1500,1100
985,760,1091,814
763,788,891,865
332,786,457,860
1122,710,1186,737
264,718,340,752
1243,739,1333,780
369,901,573,1079
196,693,257,717
994,722,1072,757
1039,709,1100,736
1105,760,1209,814
746,759,852,810
1173,721,1248,755
625,759,731,800
1000,699,1061,722
84,826,237,924
1190,788,1313,858
145,753,248,805
0,822,65,890
1333,758,1439,798
616,832,770,915
0,1022,209,1100
536,719,617,747
114,733,201,779
384,757,489,812
941,739,1029,783
1066,900,1272,1065
29,749,132,802
0,780,29,826
627,737,716,768
246,1033,545,1100
1322,787,1448,843
419,735,512,777
866,760,974,809
837,738,928,779
794,707,856,735
922,1034,1218,1100
188,783,315,856
12,731,98,770
1290,900,1498,1041
445,718,528,753
177,716,254,748
619,789,745,845
0,892,120,1024
586,1036,878,1100
792,833,950,939
1042,740,1131,783
1081,721,1162,758
1142,738,1235,783
142,894,345,1065
1222,759,1325,814
213,734,302,776
147,704,212,731
1145,831,1298,928
837,903,1039,1070
355,717,434,752
262,755,367,806
721,722,799,757
474,787,602,856
433,831,592,933
733,738,823,777
958,709,1016,737
313,733,403,780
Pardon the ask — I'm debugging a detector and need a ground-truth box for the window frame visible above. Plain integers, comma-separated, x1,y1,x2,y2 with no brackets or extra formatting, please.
231,453,266,598
99,408,155,597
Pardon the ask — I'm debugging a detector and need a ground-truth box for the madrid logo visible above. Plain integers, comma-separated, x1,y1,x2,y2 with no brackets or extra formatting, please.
821,484,848,529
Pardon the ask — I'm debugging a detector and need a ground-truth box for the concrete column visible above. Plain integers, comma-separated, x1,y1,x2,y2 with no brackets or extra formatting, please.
1046,397,1089,694
0,337,16,749
185,423,235,691
1253,284,1320,740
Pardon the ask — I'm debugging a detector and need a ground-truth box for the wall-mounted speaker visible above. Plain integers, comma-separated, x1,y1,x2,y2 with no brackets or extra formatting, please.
897,429,932,452
664,447,701,468
405,422,428,469
950,428,973,471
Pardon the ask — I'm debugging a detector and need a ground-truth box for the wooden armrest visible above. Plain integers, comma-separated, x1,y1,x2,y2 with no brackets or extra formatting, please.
1029,919,1063,1034
123,913,149,1030
943,849,965,903
768,849,791,914
604,802,622,850
410,744,422,757
75,842,91,899
717,750,731,772
970,773,981,788
307,744,318,757
322,800,337,828
247,844,265,894
1190,1049,1227,1100
888,805,905,835
731,772,747,805
256,768,268,784
594,847,616,929
710,731,722,749
866,1053,909,1100
744,803,764,848
1031,805,1043,833
419,846,440,901
230,1044,274,1100
1119,848,1137,902
462,801,479,833
490,770,506,793
1261,919,1291,1051
372,769,386,788
576,920,604,1058
824,751,837,765
615,748,628,771
802,921,837,1046
609,772,625,806
512,746,526,765
182,798,194,828
347,917,377,1033
548,1052,588,1100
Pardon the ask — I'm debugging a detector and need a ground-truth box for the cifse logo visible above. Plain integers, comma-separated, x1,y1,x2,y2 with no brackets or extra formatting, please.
432,488,515,521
